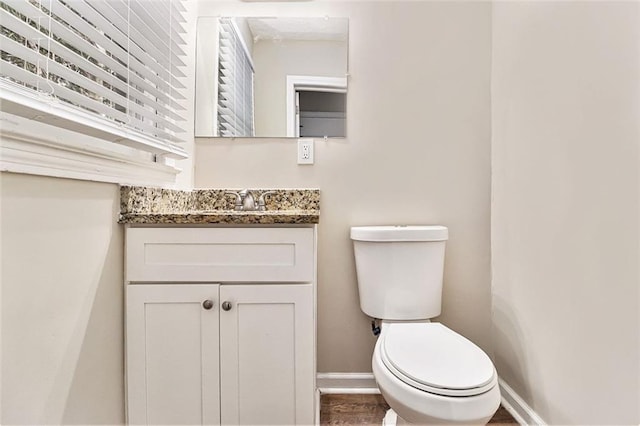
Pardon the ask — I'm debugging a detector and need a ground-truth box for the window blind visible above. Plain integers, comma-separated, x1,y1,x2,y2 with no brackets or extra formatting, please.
217,18,254,137
0,0,188,158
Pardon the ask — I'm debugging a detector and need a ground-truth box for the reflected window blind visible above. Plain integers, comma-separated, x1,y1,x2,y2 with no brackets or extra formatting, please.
0,0,188,158
216,18,254,137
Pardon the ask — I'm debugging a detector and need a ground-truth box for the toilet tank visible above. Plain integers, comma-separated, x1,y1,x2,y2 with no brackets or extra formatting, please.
350,226,448,320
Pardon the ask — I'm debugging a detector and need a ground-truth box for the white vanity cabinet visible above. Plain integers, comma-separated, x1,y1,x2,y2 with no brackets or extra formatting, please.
124,226,316,426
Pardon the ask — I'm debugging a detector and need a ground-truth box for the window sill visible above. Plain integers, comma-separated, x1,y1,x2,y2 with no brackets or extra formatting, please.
0,112,181,186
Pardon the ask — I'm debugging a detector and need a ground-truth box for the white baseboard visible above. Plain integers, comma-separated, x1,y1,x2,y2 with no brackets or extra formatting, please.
499,379,546,426
316,373,379,394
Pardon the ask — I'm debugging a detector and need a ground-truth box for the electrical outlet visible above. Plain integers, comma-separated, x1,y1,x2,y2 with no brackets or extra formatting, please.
297,139,314,164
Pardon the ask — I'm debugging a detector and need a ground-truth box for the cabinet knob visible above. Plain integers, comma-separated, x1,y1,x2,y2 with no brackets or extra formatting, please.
202,299,214,310
222,301,232,311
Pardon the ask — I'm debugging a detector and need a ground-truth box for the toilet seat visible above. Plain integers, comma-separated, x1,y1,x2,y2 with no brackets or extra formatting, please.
379,322,497,397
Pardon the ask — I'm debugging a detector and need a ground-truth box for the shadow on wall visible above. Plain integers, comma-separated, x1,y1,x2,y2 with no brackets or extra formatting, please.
61,226,125,424
492,295,549,419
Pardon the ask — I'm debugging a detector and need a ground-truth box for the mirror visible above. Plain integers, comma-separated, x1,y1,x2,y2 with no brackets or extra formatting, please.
195,17,348,138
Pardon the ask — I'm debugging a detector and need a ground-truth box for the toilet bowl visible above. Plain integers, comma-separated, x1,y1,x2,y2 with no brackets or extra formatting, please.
372,322,501,425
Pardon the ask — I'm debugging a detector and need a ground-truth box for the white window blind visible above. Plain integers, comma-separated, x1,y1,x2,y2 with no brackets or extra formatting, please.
0,0,188,158
217,18,254,137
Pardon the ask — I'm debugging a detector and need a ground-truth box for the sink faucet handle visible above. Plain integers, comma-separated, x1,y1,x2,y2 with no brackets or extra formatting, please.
257,191,276,211
225,191,243,211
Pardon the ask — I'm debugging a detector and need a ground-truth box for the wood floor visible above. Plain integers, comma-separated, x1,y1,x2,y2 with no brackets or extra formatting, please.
320,394,517,425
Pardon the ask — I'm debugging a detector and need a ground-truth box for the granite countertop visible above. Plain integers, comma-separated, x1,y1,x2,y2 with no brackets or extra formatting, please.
119,186,320,225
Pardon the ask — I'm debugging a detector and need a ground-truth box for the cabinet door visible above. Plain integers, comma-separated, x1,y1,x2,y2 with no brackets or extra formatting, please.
126,284,220,425
220,284,314,425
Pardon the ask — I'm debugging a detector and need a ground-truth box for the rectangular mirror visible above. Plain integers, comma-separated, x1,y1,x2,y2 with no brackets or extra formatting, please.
195,17,348,139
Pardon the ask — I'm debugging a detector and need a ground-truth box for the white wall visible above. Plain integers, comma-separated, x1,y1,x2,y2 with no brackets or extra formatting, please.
491,2,639,424
195,1,492,373
0,173,124,424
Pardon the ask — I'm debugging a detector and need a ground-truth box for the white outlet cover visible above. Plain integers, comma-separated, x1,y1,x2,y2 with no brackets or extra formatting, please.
297,138,314,165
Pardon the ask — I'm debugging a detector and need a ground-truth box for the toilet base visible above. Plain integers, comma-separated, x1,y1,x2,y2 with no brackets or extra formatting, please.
382,407,490,426
382,409,410,426
382,409,397,426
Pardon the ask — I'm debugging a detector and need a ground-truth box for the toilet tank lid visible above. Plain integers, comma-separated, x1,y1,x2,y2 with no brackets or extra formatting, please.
350,225,448,242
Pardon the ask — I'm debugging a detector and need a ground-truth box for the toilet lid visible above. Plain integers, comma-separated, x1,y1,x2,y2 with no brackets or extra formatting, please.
380,323,497,397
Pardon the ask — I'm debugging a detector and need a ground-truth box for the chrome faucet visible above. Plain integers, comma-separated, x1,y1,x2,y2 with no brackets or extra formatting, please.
225,190,276,211
240,189,255,211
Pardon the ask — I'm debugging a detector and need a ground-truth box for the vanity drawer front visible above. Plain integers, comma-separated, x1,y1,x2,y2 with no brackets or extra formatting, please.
126,227,315,283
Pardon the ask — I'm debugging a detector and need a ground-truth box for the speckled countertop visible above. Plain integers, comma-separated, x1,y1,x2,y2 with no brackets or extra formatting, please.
119,186,320,224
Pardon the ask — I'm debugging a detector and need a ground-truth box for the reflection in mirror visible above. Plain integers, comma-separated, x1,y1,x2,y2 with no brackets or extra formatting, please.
299,91,346,138
195,17,348,139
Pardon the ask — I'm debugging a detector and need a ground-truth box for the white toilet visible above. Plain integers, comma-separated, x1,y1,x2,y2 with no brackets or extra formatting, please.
351,225,501,425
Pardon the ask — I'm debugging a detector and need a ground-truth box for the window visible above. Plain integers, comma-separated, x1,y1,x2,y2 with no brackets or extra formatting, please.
0,0,189,183
216,18,254,137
